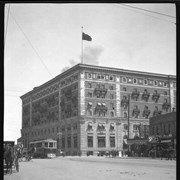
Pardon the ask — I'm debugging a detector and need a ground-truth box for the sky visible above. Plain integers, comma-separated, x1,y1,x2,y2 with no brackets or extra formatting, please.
4,3,176,143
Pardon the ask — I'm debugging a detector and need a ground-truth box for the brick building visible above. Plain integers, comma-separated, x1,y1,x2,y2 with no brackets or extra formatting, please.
20,63,176,156
149,112,176,137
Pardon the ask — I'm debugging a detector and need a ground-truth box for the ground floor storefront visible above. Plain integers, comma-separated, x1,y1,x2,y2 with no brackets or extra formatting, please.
126,136,176,159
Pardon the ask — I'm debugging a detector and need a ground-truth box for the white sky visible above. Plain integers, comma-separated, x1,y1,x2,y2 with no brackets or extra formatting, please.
4,3,176,142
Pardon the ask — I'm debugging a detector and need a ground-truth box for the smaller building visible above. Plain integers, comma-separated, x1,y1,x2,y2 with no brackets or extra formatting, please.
149,112,176,154
149,111,176,137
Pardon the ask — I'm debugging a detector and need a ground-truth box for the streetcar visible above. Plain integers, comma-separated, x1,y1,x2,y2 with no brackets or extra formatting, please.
30,139,57,158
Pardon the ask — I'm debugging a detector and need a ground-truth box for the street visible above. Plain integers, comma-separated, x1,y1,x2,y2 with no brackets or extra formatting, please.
4,156,176,180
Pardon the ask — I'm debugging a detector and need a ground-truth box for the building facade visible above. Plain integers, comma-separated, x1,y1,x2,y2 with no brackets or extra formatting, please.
149,112,176,138
20,64,176,156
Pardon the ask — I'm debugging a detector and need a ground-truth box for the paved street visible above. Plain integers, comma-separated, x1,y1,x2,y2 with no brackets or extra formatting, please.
4,156,176,180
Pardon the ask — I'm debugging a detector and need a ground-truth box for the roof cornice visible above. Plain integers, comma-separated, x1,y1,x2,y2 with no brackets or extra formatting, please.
20,63,176,99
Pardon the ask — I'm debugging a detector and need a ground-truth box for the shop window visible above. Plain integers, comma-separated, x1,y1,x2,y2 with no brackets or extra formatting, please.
98,136,106,147
87,136,93,147
110,136,115,147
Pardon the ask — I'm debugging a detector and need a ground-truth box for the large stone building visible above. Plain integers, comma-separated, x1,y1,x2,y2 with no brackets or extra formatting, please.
20,63,176,156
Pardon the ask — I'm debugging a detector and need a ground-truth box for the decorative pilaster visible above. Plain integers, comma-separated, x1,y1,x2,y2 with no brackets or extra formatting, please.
116,77,121,117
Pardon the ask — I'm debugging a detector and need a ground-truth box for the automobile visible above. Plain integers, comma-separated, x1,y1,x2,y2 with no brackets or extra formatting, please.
47,153,56,158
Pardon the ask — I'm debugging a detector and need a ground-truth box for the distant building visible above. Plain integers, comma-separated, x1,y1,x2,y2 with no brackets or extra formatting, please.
149,111,176,151
20,63,176,156
149,111,176,137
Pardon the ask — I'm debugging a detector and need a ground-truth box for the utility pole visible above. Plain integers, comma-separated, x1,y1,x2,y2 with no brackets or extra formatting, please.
127,94,130,139
168,75,172,112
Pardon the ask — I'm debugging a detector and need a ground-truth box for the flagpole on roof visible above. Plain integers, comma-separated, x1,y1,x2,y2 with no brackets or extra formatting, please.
81,26,83,64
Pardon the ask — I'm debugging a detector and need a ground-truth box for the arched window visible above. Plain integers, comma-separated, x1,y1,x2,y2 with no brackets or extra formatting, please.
154,80,158,86
144,79,148,85
133,78,137,84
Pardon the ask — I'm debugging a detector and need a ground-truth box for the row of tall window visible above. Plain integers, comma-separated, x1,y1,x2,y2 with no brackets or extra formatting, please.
87,122,115,131
62,136,78,148
87,91,115,99
87,109,115,117
22,127,60,138
87,136,115,148
87,82,115,90
61,124,78,132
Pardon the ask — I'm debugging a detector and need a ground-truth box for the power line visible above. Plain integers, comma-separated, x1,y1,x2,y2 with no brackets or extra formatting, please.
121,4,176,19
7,8,53,78
4,4,10,46
6,89,27,93
114,4,176,25
5,94,21,98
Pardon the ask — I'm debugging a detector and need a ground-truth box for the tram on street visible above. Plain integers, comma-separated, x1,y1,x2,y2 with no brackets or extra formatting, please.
30,139,57,158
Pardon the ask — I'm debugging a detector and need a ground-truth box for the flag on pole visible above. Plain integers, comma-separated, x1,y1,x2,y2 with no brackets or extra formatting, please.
82,32,92,41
